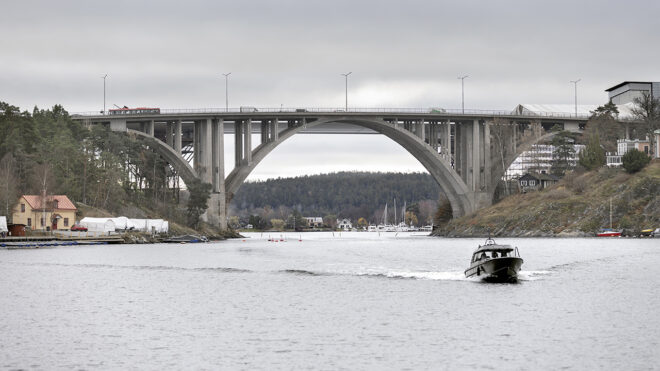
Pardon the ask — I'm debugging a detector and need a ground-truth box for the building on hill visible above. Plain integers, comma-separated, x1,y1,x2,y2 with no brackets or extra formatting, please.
305,217,323,228
605,81,659,105
12,195,77,231
518,173,559,193
607,134,660,166
507,144,584,178
337,218,352,231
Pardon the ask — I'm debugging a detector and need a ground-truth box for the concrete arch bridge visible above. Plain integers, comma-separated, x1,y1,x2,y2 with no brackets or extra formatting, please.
75,109,590,229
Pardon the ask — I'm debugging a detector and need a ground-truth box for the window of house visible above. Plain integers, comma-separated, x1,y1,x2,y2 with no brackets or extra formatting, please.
53,200,59,209
64,218,69,227
521,180,527,186
21,203,25,212
27,218,32,227
40,218,44,227
644,146,649,154
529,180,536,186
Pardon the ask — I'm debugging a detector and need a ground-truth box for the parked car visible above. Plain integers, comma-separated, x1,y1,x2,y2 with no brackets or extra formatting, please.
70,224,88,232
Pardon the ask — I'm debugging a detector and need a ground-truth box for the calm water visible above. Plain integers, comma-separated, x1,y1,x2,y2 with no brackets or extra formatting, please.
1,233,659,370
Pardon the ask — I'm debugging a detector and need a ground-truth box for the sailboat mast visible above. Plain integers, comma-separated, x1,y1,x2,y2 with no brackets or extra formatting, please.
394,198,397,226
610,197,613,229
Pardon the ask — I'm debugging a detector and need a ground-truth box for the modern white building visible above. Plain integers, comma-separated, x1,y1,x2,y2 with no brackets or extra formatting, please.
605,81,659,105
507,144,585,178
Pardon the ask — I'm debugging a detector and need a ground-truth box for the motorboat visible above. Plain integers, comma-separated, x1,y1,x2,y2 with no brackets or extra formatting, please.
464,237,524,283
595,228,622,237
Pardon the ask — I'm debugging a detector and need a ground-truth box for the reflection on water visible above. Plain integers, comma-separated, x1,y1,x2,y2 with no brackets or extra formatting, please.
1,232,659,370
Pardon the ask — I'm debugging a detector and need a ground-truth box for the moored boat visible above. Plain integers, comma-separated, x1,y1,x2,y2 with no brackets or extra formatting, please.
464,237,523,283
595,228,621,237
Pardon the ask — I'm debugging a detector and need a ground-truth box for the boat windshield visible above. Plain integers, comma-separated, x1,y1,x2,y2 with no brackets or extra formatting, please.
472,248,518,262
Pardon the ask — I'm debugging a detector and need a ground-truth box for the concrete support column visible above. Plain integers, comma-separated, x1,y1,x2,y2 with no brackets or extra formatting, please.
261,121,269,144
484,121,491,191
235,121,243,167
455,122,462,176
166,122,173,148
270,119,279,141
174,120,182,154
416,120,425,142
445,120,452,157
243,118,252,165
200,118,213,183
464,122,473,189
210,119,227,230
109,119,127,132
472,120,480,191
193,121,201,172
147,120,155,137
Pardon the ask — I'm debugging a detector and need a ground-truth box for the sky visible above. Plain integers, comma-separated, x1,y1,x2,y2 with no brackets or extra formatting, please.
2,0,659,180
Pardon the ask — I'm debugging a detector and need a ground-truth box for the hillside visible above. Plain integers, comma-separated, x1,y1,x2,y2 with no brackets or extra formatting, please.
230,172,443,223
434,161,660,237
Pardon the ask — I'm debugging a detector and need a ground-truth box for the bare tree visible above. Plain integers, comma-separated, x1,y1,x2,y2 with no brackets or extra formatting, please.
0,153,18,219
631,92,660,157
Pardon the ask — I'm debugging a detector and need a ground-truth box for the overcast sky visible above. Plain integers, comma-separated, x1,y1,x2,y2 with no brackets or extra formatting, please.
2,0,658,180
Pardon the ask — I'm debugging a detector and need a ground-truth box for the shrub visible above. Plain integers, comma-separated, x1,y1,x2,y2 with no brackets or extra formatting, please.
622,149,651,173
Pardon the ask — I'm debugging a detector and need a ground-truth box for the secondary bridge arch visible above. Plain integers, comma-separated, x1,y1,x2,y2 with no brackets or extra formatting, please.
225,117,474,217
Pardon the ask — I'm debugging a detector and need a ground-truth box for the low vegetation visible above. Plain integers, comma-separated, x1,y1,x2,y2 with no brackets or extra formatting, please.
434,160,660,237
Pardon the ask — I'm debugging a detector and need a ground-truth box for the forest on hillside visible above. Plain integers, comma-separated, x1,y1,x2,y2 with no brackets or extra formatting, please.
229,172,444,226
0,102,192,225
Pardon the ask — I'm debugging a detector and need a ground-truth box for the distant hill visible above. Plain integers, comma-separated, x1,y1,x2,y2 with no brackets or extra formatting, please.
229,172,442,223
434,160,660,237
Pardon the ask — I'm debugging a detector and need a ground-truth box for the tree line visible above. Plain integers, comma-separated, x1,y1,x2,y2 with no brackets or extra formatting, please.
229,171,444,228
0,102,203,227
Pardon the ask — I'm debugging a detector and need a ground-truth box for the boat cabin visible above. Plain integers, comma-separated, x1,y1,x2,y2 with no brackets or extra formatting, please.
471,244,519,263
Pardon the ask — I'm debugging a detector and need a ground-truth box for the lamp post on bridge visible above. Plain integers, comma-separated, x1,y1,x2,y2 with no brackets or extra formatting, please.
341,72,352,111
101,74,108,114
570,78,581,118
458,75,468,114
223,72,231,112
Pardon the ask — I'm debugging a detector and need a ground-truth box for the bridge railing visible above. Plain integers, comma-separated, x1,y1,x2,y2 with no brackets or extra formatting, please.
70,107,593,119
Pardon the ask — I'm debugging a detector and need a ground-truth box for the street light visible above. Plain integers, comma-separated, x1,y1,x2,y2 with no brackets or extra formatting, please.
570,78,581,117
341,72,352,111
458,75,468,114
101,74,108,114
222,72,231,112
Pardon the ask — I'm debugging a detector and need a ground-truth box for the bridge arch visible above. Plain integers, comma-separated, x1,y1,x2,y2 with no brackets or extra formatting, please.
126,129,197,186
225,117,474,217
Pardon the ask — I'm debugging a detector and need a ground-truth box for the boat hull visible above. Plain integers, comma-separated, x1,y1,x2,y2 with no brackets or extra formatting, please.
465,257,523,283
596,232,621,237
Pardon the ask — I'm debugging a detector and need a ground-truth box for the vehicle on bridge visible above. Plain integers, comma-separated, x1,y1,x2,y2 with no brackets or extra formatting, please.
109,107,161,115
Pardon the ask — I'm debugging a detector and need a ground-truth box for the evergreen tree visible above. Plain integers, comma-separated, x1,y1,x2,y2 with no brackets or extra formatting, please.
578,133,606,171
186,179,212,228
622,149,651,174
550,130,577,176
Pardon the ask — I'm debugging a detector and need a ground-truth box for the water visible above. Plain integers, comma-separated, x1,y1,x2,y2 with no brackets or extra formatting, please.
1,232,659,370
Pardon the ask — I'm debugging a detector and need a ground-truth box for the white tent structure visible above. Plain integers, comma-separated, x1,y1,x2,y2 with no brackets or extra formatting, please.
127,218,168,233
80,217,116,233
0,216,7,233
110,216,136,231
129,219,148,232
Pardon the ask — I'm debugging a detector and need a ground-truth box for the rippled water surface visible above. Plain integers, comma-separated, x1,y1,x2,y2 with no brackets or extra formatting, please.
1,233,659,370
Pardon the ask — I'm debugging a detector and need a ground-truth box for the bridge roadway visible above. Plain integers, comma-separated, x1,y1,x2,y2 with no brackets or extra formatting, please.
73,108,591,229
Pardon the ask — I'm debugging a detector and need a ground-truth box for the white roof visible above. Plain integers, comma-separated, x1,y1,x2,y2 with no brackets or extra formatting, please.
0,216,7,233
